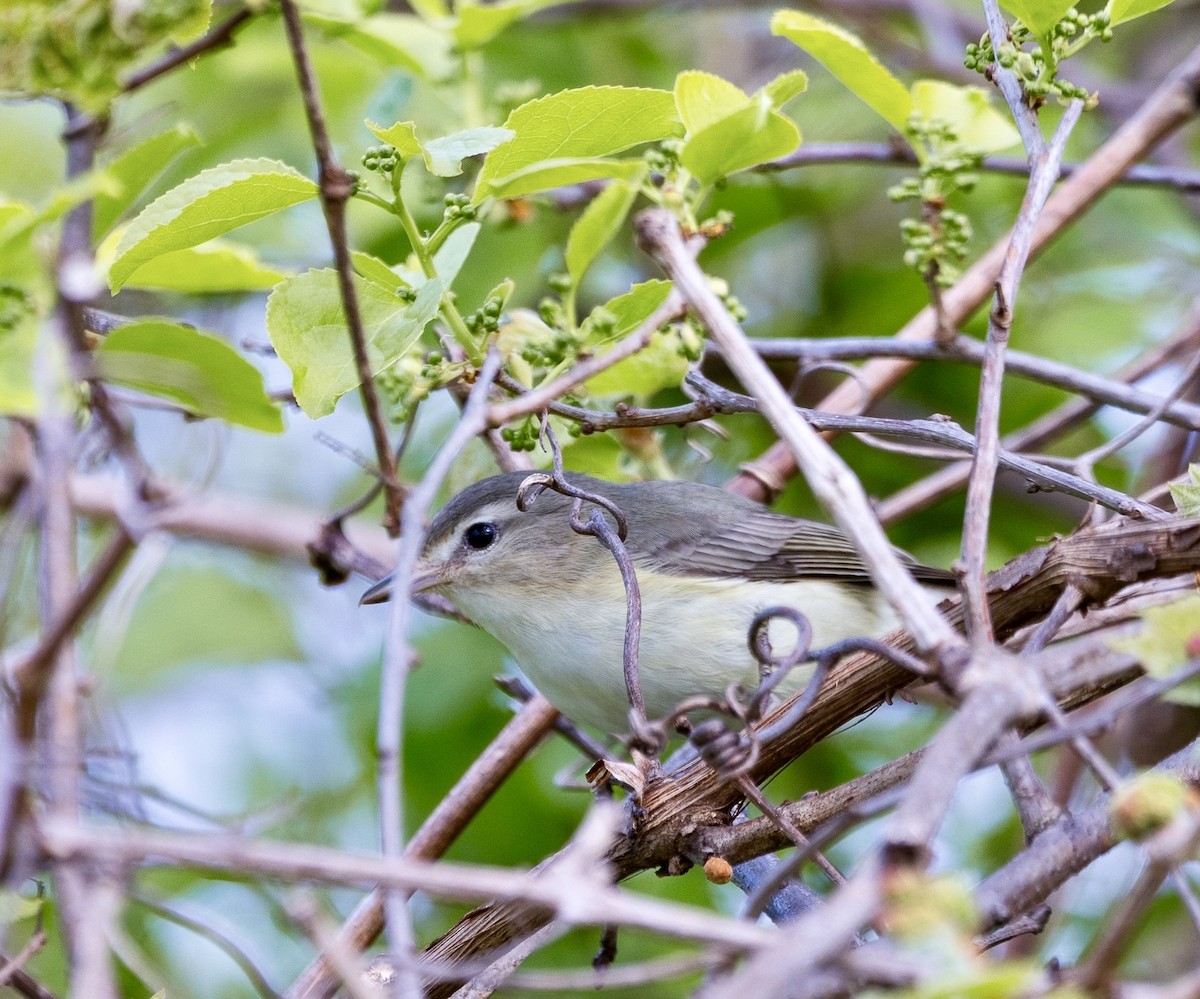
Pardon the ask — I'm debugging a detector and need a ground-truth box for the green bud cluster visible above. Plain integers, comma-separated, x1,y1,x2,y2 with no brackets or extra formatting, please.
376,351,470,424
500,414,542,451
465,295,505,338
442,192,477,224
964,8,1108,106
900,209,972,286
361,144,401,174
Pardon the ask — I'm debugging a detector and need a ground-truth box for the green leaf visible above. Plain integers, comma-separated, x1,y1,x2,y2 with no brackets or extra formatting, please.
109,158,317,292
1169,464,1200,517
1109,0,1177,23
95,321,284,433
997,0,1075,34
1111,595,1200,705
304,12,453,78
910,81,1021,155
479,157,647,202
454,0,581,48
365,119,422,159
585,327,689,397
565,177,642,284
422,127,515,177
583,278,673,346
433,222,481,288
758,69,809,109
114,241,288,294
351,251,410,291
93,124,203,240
771,10,911,130
674,70,752,134
266,269,442,418
476,86,682,197
111,567,302,687
681,100,801,183
0,285,39,418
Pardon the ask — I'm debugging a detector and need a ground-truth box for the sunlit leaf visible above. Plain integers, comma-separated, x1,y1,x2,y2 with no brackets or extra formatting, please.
109,158,317,292
93,124,203,240
583,278,673,346
479,157,647,202
96,320,284,432
476,86,681,197
998,0,1075,34
674,71,752,134
681,100,801,183
757,69,809,109
266,268,442,418
565,177,642,284
304,12,453,78
910,80,1021,155
771,10,911,129
365,119,422,159
1109,0,1177,23
454,0,582,48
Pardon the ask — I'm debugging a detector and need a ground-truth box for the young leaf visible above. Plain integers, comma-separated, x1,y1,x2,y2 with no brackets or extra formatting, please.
674,71,752,133
910,81,1021,155
422,127,515,177
111,241,289,295
771,11,911,130
758,69,809,109
1109,0,1177,23
476,87,682,197
365,119,423,159
565,177,642,284
997,0,1075,35
585,328,689,397
93,124,202,240
304,12,453,79
432,222,481,288
266,268,442,418
108,158,317,292
351,251,411,291
477,157,647,203
583,279,673,345
95,320,284,433
681,100,801,183
454,0,581,48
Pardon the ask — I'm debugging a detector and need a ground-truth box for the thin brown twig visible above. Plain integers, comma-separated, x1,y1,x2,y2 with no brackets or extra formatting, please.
278,0,404,535
960,100,1084,640
121,6,255,93
762,142,1200,192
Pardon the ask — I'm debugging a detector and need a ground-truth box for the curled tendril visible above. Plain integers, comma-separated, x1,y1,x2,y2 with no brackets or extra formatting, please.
746,605,815,722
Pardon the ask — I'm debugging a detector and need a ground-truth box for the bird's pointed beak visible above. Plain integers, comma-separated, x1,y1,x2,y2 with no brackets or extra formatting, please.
359,559,454,606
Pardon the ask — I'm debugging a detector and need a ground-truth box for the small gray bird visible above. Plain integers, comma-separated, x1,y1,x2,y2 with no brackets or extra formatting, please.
362,472,953,733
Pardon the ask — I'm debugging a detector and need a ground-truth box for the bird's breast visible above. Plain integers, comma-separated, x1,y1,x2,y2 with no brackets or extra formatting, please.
446,572,902,734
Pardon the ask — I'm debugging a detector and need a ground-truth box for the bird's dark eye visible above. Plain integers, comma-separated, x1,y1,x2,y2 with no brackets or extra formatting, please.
463,522,498,550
